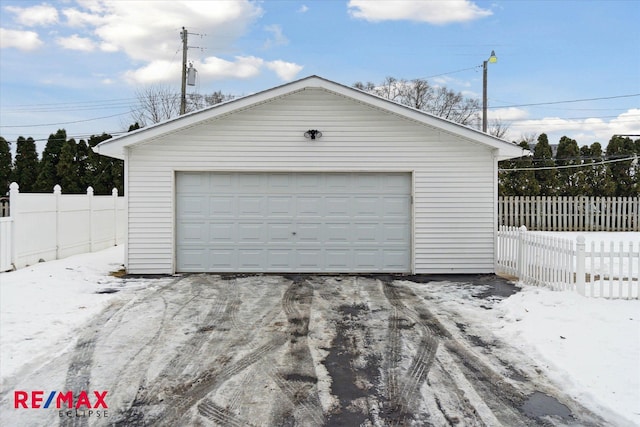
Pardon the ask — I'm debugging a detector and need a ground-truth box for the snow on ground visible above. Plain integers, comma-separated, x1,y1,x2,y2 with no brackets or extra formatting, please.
0,246,138,379
491,285,640,425
0,238,639,424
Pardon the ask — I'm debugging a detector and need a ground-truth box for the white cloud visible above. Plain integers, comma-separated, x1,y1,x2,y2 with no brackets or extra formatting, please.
123,60,179,85
56,34,96,51
263,24,288,49
505,109,640,144
62,7,105,27
488,107,529,121
298,5,309,13
5,4,59,27
0,28,43,51
198,56,265,80
265,60,303,81
75,1,263,63
348,0,492,24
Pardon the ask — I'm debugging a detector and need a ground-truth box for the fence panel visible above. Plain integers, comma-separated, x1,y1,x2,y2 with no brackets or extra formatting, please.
497,225,640,299
585,241,640,299
499,196,640,231
0,217,12,271
1,183,125,271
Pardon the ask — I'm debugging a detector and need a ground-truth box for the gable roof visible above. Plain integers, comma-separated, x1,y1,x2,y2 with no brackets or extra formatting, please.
97,75,527,160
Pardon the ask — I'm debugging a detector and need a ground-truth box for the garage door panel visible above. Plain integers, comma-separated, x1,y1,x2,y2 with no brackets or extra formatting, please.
267,249,292,269
267,223,291,242
325,222,350,242
176,172,411,272
238,249,263,268
237,196,265,217
382,197,411,216
178,196,207,218
268,196,294,217
210,249,235,269
353,223,378,242
382,223,411,242
177,172,209,192
209,196,235,216
237,222,266,242
297,249,323,269
297,196,322,217
297,222,322,242
179,223,208,243
352,196,380,217
237,174,266,190
210,222,234,242
325,197,351,217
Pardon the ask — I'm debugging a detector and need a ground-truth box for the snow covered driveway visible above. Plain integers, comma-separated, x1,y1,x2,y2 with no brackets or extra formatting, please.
2,269,628,426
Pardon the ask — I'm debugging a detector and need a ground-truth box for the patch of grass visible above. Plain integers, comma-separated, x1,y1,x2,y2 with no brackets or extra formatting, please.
109,268,127,278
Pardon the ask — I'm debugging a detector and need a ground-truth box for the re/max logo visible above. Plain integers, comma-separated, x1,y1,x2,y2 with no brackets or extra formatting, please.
14,391,108,409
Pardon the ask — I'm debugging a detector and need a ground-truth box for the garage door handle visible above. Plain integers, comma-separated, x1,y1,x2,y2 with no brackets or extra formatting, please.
292,232,297,235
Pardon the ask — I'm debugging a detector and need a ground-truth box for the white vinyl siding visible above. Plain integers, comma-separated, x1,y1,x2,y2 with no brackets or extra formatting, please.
126,88,496,274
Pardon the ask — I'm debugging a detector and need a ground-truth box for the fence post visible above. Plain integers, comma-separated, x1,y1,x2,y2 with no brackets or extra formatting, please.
54,184,61,260
9,182,19,268
87,186,94,252
576,235,586,296
517,225,527,279
112,188,118,246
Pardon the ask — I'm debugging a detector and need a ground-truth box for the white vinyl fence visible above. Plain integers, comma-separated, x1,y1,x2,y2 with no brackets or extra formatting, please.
0,182,125,272
499,196,640,231
497,225,640,299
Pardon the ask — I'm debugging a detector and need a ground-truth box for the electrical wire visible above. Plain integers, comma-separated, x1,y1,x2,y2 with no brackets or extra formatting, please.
499,156,638,172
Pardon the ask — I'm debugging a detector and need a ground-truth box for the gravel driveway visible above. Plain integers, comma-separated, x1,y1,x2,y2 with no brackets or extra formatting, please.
2,274,609,426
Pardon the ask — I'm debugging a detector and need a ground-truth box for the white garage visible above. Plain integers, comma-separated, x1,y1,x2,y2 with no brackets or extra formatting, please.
176,172,411,272
96,76,525,275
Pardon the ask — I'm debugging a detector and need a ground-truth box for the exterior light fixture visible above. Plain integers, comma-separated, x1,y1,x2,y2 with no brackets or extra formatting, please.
304,130,322,140
483,50,497,133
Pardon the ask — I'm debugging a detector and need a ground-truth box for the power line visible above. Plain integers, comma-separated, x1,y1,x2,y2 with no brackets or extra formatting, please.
0,111,133,128
492,94,640,109
499,156,637,172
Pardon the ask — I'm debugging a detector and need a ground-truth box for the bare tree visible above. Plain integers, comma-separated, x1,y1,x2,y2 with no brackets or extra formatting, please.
353,77,481,126
129,85,236,127
488,118,511,139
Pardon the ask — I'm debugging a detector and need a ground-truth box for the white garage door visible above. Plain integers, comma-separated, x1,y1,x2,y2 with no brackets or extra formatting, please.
176,172,411,272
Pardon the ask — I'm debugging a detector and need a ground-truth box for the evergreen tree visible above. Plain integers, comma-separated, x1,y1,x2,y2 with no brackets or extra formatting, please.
0,137,11,194
581,142,615,196
86,133,123,195
556,136,581,196
76,139,91,190
12,136,39,192
499,140,540,196
34,129,66,192
606,135,637,196
533,134,558,196
57,138,81,193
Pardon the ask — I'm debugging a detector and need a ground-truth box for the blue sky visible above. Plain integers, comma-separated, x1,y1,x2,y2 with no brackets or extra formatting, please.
1,0,639,152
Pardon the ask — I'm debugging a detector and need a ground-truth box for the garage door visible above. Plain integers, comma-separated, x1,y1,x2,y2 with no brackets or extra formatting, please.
176,172,411,272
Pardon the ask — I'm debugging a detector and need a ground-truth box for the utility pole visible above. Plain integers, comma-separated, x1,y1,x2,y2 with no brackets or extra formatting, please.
180,27,188,115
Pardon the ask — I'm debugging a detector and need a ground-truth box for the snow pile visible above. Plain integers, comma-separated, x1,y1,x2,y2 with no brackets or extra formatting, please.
492,286,640,425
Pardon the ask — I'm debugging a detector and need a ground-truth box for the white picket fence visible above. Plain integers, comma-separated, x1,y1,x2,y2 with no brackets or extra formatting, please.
499,196,640,231
497,225,640,299
0,182,125,272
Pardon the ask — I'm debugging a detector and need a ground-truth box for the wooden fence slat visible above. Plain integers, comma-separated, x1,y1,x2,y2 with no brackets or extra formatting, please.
498,196,640,232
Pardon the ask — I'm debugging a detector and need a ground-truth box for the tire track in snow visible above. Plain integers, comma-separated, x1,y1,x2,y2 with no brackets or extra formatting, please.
274,277,324,426
197,398,257,427
380,281,439,425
